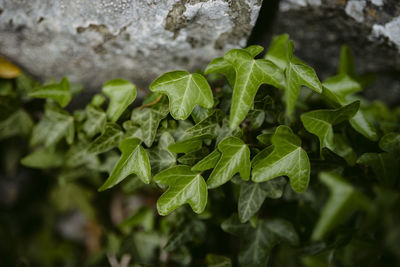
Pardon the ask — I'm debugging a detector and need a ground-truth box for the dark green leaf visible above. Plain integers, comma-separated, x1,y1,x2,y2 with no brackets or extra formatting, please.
87,123,123,154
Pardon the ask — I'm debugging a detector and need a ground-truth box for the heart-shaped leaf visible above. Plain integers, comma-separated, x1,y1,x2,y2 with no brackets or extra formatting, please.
149,71,213,120
252,125,310,193
102,79,137,122
207,136,250,189
99,137,151,191
154,165,207,215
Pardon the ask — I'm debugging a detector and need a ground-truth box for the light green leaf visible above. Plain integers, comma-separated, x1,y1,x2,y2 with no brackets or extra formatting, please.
224,49,285,129
148,132,176,173
357,153,399,187
207,136,250,189
0,109,33,140
102,79,137,122
149,70,213,120
311,172,371,240
205,45,264,87
265,34,290,70
83,105,106,138
154,165,207,215
379,132,400,153
30,106,74,147
252,125,310,193
29,77,71,107
191,105,213,124
99,137,151,191
206,254,232,267
301,101,359,151
338,45,355,76
191,149,221,172
238,178,286,223
131,98,169,147
87,123,123,154
123,120,143,140
349,111,378,141
21,147,64,169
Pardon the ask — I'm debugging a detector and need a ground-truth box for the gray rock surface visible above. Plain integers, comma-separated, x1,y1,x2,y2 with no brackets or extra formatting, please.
0,0,261,90
274,0,400,105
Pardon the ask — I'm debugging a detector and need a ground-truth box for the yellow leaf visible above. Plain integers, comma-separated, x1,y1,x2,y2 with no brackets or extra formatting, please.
0,56,21,78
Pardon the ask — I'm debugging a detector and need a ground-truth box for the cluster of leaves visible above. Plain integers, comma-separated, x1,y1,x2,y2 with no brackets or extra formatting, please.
1,34,400,266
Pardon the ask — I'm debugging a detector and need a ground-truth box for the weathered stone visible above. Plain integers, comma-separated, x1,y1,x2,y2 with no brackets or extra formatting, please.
0,0,261,90
273,0,400,105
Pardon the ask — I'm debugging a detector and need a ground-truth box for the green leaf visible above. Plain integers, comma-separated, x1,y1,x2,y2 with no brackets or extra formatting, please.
301,101,359,151
338,45,355,76
238,178,286,223
119,207,154,234
165,219,206,251
30,105,74,147
185,110,222,138
178,147,209,166
265,34,290,70
102,79,137,122
149,70,213,120
331,134,357,166
99,137,151,191
379,132,400,154
148,132,176,173
207,136,250,189
29,77,71,107
311,172,371,240
205,45,264,87
357,153,400,187
224,49,285,129
206,254,232,267
131,98,169,147
21,147,64,169
0,109,33,140
191,149,221,172
154,165,208,215
83,105,106,138
168,135,205,153
252,125,310,193
191,105,213,124
87,123,123,155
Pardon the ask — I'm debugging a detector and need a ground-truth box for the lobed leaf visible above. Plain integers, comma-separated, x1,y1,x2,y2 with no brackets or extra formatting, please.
29,77,71,107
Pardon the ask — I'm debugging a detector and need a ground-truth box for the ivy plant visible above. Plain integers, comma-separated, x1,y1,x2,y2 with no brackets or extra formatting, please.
1,35,400,267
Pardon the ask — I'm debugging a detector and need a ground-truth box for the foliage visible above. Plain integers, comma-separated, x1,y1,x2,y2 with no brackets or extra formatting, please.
1,35,400,267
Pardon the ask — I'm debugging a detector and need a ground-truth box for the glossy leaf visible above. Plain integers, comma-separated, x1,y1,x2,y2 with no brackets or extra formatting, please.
301,101,359,151
29,77,71,107
264,34,290,70
148,132,176,173
191,149,221,172
149,71,213,120
87,123,123,155
102,79,137,122
252,126,310,193
238,178,286,223
99,137,151,191
83,105,106,138
178,147,209,166
168,135,205,153
185,110,222,138
312,172,371,240
154,165,207,215
224,49,285,129
131,98,169,147
207,137,250,189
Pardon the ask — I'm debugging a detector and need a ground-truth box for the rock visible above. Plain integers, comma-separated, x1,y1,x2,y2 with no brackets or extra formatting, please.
0,0,262,90
273,0,400,105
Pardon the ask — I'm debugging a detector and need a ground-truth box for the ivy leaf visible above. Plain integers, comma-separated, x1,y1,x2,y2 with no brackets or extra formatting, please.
207,136,250,189
178,147,209,166
205,45,264,87
123,120,143,140
83,105,106,138
148,132,176,174
331,134,357,166
99,137,151,191
301,101,359,151
165,219,206,252
30,105,74,147
238,178,286,223
102,79,137,122
154,165,207,215
252,125,310,193
322,46,378,141
357,153,399,187
224,49,285,129
312,172,371,240
21,147,64,169
168,135,206,153
191,105,213,124
264,34,290,70
29,77,71,107
131,98,169,147
379,132,400,154
185,110,222,138
191,149,221,172
87,123,123,155
149,71,213,120
206,254,232,267
0,109,33,140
